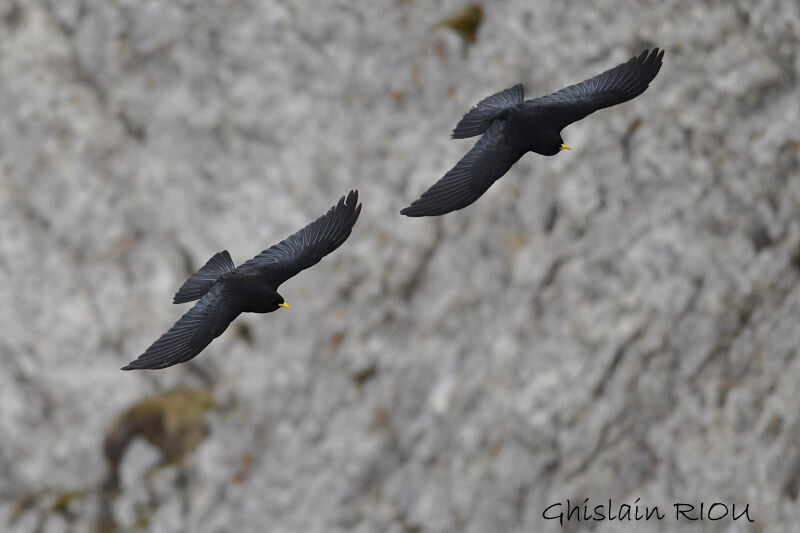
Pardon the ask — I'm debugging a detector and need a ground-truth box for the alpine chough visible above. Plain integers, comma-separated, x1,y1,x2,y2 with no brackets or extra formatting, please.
122,191,362,370
401,48,664,217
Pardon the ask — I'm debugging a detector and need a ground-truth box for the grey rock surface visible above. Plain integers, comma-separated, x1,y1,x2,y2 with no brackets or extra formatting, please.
1,1,799,532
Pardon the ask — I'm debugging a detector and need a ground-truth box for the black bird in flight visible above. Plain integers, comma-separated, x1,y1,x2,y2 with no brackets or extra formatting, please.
123,191,362,370
401,48,664,217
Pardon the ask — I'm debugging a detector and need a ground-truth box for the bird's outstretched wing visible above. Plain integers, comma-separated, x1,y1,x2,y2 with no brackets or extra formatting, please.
401,121,527,217
530,48,664,131
122,284,240,370
240,190,362,287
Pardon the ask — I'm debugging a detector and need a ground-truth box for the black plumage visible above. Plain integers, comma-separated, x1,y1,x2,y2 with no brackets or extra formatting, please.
401,48,664,217
122,191,362,370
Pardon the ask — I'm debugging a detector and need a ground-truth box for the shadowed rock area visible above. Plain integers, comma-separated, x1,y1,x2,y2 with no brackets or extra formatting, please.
0,1,798,532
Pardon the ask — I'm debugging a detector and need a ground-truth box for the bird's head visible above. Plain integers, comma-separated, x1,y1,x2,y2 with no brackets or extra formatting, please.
542,136,572,156
271,292,290,311
556,134,572,155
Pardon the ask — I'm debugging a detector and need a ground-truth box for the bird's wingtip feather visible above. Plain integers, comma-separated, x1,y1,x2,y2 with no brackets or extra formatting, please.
400,202,438,217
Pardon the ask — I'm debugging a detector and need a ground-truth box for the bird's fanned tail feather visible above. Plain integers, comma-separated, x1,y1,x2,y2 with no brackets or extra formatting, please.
451,84,524,139
173,250,236,304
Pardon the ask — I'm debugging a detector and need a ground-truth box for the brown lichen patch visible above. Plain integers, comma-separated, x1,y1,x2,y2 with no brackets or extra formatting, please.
103,388,216,490
231,454,256,484
328,331,345,352
434,5,484,45
52,490,88,516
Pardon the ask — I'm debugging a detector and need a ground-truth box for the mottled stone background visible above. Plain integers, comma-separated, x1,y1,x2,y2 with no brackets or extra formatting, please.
1,1,799,532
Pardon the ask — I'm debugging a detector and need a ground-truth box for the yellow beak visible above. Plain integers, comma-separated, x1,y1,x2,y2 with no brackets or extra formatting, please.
560,144,572,151
278,302,291,310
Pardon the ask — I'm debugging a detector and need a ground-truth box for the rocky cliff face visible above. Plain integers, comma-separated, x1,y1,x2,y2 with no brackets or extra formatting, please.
1,1,798,532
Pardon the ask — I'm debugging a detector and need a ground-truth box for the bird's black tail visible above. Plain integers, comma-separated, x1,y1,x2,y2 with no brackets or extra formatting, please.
451,84,524,139
173,250,235,303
